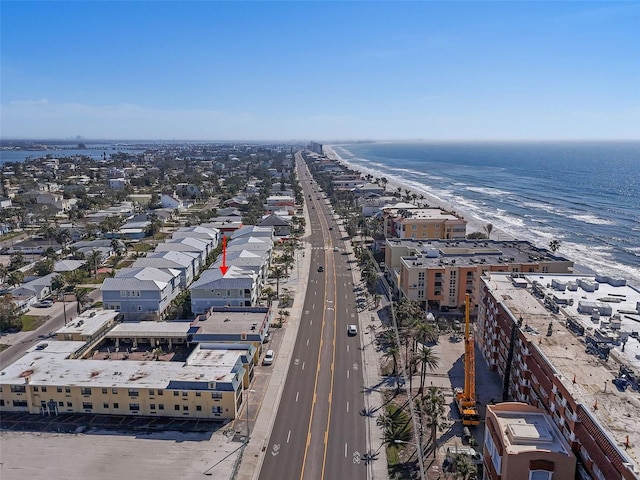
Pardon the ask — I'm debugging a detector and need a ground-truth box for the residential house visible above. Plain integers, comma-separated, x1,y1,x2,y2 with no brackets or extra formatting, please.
258,213,291,237
190,266,259,313
101,267,182,321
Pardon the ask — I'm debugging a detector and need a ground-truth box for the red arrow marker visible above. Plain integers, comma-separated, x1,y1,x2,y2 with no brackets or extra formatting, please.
219,236,229,275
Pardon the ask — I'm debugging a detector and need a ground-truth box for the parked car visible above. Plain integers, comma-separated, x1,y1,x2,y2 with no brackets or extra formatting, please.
263,349,275,365
34,299,54,308
262,332,271,344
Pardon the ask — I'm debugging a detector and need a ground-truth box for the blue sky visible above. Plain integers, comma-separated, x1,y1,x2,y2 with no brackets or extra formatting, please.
1,1,639,141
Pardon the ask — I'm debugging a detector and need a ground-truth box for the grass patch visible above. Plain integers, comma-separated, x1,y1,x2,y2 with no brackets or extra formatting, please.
0,343,10,352
21,315,47,331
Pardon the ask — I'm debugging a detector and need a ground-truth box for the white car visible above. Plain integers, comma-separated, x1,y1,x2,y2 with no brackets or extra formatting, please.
347,324,358,336
263,349,275,365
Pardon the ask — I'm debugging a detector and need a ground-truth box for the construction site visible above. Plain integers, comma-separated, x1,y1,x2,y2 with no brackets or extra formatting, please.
478,272,640,480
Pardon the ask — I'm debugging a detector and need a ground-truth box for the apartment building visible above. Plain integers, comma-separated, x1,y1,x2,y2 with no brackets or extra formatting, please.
385,239,573,310
478,272,640,480
383,206,467,240
0,339,244,421
484,402,576,480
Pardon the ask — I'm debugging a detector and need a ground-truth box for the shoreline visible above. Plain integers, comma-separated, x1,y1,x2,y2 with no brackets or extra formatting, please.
323,145,604,278
324,145,515,240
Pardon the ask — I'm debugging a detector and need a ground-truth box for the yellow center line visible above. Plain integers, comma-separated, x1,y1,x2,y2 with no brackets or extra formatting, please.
299,215,331,480
320,241,339,480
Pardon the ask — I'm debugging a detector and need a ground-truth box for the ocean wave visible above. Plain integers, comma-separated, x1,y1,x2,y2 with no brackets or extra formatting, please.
465,186,512,197
568,214,616,226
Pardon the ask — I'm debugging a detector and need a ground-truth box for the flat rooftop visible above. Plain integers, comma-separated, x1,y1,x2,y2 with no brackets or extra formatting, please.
492,409,570,455
483,272,640,471
106,321,193,339
391,239,570,267
0,347,240,389
194,311,268,336
56,309,119,337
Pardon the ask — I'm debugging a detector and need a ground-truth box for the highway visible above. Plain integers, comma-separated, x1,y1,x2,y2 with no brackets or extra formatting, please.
259,153,367,480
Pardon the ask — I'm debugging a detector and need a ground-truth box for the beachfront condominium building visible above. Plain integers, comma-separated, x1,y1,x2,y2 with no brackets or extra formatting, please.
484,402,576,480
383,206,467,240
478,272,640,480
385,239,573,310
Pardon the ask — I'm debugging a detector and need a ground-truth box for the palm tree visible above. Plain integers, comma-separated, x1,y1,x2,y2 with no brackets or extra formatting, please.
549,239,561,252
74,288,90,315
7,270,24,287
452,453,477,480
417,347,440,396
270,265,285,298
383,345,400,375
261,286,276,306
415,386,447,457
86,250,102,277
0,264,8,284
484,223,494,239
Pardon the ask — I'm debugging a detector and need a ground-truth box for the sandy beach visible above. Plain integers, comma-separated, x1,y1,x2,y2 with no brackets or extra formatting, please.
324,145,515,240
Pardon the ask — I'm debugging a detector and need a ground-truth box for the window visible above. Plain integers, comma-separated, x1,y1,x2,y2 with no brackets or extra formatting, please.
57,387,63,393
58,401,64,407
67,402,73,407
183,405,189,411
10,385,26,393
150,404,156,410
113,402,119,409
174,405,180,411
128,389,139,397
212,406,222,414
529,472,552,480
212,392,223,400
158,404,164,410
196,405,202,411
102,388,108,394
82,402,93,410
33,386,39,392
103,402,109,409
65,387,71,393
149,389,155,396
173,391,179,397
485,429,502,475
195,392,201,397
129,403,140,411
157,390,163,396
182,391,188,397
0,399,4,407
13,400,28,407
81,387,91,395
112,388,118,395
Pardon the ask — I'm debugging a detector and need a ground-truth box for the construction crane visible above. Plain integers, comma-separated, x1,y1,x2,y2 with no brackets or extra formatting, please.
455,294,480,426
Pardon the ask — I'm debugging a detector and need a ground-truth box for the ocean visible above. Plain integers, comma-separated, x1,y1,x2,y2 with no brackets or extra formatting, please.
330,141,640,287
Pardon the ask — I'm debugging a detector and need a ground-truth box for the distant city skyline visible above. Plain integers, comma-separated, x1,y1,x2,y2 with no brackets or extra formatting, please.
1,1,639,141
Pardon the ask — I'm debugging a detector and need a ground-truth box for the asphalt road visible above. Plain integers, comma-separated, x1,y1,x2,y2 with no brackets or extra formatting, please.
0,288,101,368
259,155,367,480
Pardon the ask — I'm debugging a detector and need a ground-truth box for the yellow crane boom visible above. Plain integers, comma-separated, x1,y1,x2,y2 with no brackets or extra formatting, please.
456,293,480,426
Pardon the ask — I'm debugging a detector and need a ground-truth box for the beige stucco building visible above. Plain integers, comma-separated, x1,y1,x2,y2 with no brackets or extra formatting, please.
484,402,576,480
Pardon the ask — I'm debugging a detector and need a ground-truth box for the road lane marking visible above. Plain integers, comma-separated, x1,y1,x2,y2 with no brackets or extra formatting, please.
302,361,305,370
347,370,350,379
346,401,349,413
296,391,299,402
346,344,349,352
287,430,291,444
306,338,309,346
345,442,348,458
